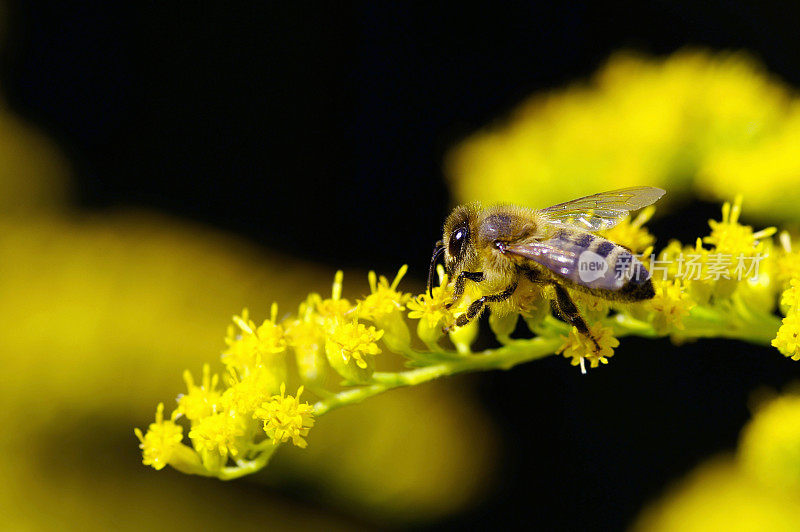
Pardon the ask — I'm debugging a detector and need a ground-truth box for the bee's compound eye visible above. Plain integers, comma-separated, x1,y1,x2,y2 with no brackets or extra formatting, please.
449,227,467,257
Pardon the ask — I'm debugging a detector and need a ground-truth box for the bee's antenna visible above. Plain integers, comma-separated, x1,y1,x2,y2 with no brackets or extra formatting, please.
427,241,445,297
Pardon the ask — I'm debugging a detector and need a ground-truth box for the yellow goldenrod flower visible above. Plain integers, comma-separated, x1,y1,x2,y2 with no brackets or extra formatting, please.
325,318,383,369
313,270,353,319
358,265,412,320
738,392,800,492
357,266,412,354
703,195,776,256
134,403,184,471
188,411,246,467
221,365,280,416
222,304,287,371
408,289,455,347
648,279,695,333
771,313,800,361
600,206,656,253
780,278,800,312
557,322,619,373
177,364,221,422
255,383,315,448
407,284,454,330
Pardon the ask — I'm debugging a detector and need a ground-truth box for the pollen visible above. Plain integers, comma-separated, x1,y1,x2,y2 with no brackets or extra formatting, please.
557,322,620,373
177,364,221,422
358,265,412,320
255,383,315,448
325,318,384,369
134,403,184,470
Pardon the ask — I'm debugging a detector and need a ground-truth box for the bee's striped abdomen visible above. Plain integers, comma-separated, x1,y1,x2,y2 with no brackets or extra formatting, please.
545,230,653,300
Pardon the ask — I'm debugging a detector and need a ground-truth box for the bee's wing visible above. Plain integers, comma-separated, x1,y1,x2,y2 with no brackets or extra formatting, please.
504,238,650,291
539,186,665,232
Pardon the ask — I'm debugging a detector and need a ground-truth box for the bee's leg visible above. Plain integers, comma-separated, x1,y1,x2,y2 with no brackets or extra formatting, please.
454,281,518,327
551,285,600,350
446,271,485,309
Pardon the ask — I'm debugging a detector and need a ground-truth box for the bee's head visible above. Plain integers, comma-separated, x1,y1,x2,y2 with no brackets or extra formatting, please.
442,205,472,271
427,204,477,296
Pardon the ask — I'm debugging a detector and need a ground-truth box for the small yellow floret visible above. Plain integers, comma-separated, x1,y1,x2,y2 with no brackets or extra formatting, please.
557,322,619,373
772,313,800,361
326,319,383,369
188,411,245,461
255,383,315,448
358,265,412,320
407,285,454,329
221,366,280,415
780,278,800,311
703,195,776,256
648,279,695,332
135,403,184,470
177,364,221,422
222,305,287,370
313,270,354,319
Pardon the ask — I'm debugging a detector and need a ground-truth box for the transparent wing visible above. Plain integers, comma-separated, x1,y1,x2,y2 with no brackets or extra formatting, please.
504,240,582,280
539,186,665,232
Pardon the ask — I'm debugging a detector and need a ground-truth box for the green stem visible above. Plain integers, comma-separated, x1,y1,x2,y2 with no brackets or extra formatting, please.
217,444,279,480
313,335,562,416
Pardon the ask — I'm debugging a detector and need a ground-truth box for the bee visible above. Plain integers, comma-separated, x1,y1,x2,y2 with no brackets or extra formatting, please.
427,186,665,343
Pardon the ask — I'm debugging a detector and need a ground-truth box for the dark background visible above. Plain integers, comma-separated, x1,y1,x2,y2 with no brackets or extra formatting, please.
4,2,799,530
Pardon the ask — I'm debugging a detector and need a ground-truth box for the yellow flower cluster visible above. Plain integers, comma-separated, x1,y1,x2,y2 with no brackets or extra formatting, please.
136,196,797,479
773,282,800,361
447,49,800,221
255,383,315,448
557,323,619,373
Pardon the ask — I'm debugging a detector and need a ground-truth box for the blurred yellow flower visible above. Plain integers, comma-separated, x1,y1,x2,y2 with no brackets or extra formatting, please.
739,392,800,491
634,458,800,532
447,49,800,222
255,383,315,448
